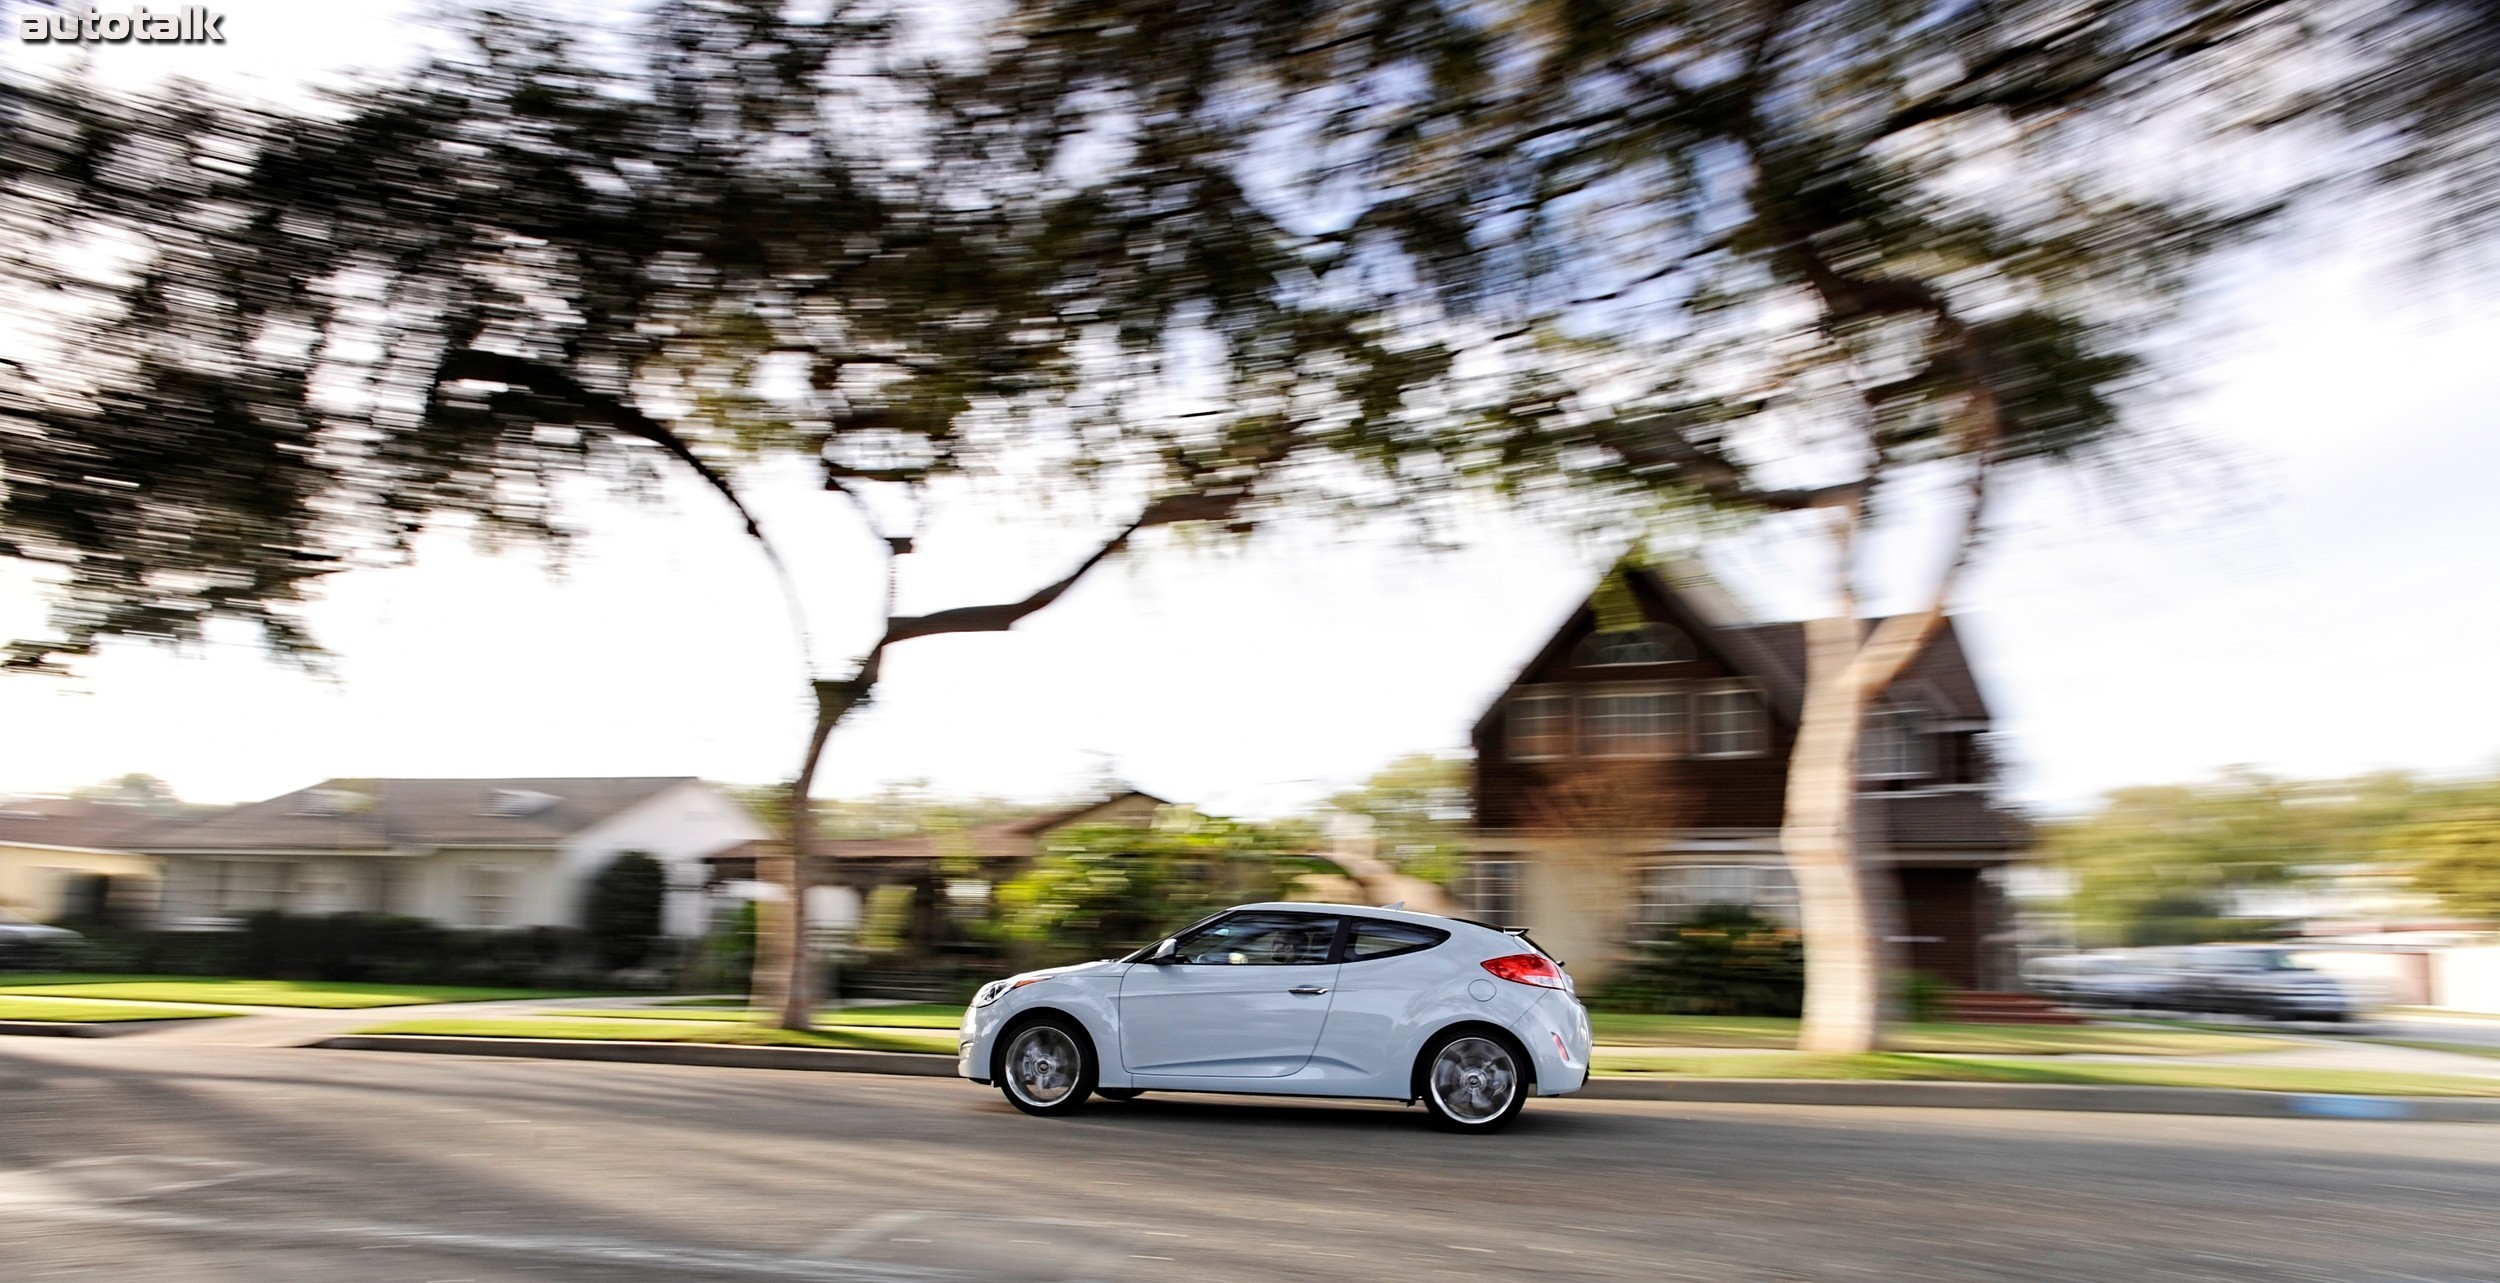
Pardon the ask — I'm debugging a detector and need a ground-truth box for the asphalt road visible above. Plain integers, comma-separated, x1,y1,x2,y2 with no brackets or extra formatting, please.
3,1038,2495,1283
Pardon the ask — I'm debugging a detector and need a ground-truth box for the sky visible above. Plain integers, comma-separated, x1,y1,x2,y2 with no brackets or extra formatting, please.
4,1,2497,818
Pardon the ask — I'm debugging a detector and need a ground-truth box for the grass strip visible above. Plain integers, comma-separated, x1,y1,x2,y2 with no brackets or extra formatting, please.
359,1017,957,1054
0,996,242,1023
0,977,606,1009
1587,1049,2500,1096
1585,1012,2290,1056
2363,1039,2500,1062
595,1004,965,1029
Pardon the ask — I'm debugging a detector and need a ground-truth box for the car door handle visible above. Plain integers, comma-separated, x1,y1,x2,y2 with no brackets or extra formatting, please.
1289,985,1330,996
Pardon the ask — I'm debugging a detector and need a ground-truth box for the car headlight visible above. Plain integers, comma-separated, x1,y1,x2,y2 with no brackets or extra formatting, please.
971,975,1052,1007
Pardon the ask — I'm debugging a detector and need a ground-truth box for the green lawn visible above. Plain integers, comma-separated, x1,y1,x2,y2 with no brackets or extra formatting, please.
1586,1012,2291,1056
2364,1039,2500,1061
1587,1049,2500,1096
361,1017,956,1054
0,996,242,1023
607,1004,966,1029
0,977,604,1009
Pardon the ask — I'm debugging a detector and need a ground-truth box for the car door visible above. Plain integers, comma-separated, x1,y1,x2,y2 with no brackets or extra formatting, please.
1302,917,1460,1089
1118,911,1342,1078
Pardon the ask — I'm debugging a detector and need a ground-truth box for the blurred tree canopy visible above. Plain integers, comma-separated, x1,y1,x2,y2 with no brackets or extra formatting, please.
1320,752,1472,887
992,812,1320,965
2045,770,2500,944
2384,783,2500,925
0,2,1437,672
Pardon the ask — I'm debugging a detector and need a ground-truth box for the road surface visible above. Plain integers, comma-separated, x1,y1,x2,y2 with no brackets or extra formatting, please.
3,1037,2494,1281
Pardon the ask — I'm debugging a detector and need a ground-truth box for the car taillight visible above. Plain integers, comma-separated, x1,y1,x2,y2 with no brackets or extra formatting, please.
1482,953,1567,989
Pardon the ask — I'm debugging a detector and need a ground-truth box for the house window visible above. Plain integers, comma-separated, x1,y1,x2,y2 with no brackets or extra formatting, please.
1580,687,1686,758
215,860,291,914
1468,859,1524,928
1572,624,1693,666
1638,863,1799,927
945,879,991,922
1861,706,1931,779
463,866,516,927
1506,689,1573,760
1695,684,1769,758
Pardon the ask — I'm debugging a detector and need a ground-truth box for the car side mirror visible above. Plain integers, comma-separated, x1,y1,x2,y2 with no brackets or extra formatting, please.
1145,937,1179,964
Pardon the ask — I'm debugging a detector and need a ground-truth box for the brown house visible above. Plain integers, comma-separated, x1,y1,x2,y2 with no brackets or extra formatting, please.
1467,563,2030,990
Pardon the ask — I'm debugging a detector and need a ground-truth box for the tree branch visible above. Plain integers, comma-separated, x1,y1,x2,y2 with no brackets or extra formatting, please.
434,348,818,672
1594,412,1870,511
436,350,771,544
1878,0,2295,138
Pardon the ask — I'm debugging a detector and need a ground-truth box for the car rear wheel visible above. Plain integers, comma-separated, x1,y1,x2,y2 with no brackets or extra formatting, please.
1417,1030,1528,1132
995,1015,1095,1118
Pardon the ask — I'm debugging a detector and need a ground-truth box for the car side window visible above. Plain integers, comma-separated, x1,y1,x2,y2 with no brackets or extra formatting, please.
1344,919,1451,962
1170,912,1340,965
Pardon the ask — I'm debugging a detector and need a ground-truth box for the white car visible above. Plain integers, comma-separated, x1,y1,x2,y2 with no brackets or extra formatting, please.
957,902,1592,1132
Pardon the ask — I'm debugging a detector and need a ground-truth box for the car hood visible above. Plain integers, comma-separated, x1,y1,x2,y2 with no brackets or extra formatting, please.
1005,958,1120,985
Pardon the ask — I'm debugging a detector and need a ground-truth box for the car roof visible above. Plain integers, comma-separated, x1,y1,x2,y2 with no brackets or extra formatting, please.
1229,901,1496,933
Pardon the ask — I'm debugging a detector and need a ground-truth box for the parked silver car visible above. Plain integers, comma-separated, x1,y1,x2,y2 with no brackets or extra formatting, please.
2026,945,2353,1021
0,907,82,966
2170,945,2352,1021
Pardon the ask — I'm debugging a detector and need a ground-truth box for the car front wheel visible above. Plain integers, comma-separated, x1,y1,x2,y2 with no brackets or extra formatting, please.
995,1015,1096,1118
1417,1029,1528,1133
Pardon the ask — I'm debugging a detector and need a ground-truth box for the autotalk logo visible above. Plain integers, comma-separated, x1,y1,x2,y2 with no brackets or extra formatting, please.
18,7,226,43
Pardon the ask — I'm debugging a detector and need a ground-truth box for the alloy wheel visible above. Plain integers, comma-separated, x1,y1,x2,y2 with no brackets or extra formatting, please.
1005,1025,1082,1108
1428,1036,1519,1125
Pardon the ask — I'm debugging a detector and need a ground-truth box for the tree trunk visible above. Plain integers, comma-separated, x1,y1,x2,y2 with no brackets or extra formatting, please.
751,692,846,1031
748,850,805,1023
1785,615,1884,1053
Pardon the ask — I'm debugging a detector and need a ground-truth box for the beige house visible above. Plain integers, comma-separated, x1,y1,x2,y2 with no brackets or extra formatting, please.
136,777,766,935
0,799,165,923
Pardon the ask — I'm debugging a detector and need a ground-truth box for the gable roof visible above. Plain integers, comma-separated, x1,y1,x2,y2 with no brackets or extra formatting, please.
998,789,1171,836
813,790,1173,865
1720,616,1992,723
1474,559,1993,728
135,777,700,853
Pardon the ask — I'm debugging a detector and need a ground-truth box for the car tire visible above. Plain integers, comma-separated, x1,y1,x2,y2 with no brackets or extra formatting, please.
1415,1028,1529,1133
994,1014,1096,1118
1095,1088,1145,1101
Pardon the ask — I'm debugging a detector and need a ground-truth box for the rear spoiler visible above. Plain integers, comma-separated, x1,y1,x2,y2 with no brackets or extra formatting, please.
1448,915,1563,967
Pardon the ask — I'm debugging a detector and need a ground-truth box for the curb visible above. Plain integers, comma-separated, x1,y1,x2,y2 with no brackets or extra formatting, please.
313,1034,959,1077
309,1035,2500,1121
0,1018,218,1039
1576,1076,2500,1122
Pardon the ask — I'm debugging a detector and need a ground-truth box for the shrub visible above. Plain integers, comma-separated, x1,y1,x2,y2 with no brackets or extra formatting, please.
1595,904,1805,1017
584,852,667,971
993,814,1316,967
1899,969,1952,1023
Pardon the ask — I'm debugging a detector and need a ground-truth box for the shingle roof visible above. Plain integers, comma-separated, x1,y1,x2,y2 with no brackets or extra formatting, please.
0,798,177,851
813,791,1174,864
134,777,698,852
